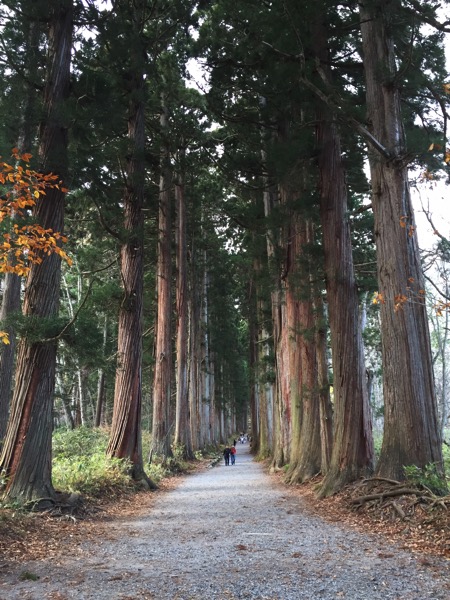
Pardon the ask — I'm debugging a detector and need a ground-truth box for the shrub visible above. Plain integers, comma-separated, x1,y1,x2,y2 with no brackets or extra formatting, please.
52,427,132,497
404,462,448,496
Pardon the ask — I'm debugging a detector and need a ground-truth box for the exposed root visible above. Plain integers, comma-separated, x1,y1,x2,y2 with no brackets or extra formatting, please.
349,479,449,527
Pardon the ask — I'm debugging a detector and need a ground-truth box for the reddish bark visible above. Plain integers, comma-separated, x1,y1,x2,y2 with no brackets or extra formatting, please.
107,4,154,487
0,2,72,502
285,218,322,484
151,93,173,459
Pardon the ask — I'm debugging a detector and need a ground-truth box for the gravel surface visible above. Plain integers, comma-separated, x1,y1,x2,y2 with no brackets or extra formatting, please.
1,443,449,599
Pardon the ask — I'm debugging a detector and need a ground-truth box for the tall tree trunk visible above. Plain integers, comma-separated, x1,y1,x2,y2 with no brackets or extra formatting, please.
272,279,290,469
0,16,40,445
56,368,75,430
0,271,21,445
0,1,72,503
269,134,290,469
188,249,201,450
107,2,153,487
62,273,88,425
285,217,322,484
200,264,212,446
359,0,443,479
173,165,193,458
258,138,276,460
316,112,375,495
311,13,374,496
313,291,333,474
151,91,173,460
248,290,260,453
254,268,274,459
437,293,449,440
95,315,108,427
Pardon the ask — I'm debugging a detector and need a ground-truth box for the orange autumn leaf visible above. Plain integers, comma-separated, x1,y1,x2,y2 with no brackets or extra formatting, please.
0,150,71,276
372,292,385,305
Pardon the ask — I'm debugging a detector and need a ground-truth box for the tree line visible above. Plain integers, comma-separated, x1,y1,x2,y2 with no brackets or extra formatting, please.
0,0,449,504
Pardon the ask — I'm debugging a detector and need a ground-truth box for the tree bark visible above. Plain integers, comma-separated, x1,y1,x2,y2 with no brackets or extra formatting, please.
314,291,333,474
316,113,375,495
107,2,153,487
188,245,201,450
151,90,173,460
0,1,72,503
0,15,41,445
173,165,194,458
359,0,443,479
0,271,21,445
310,11,374,496
285,218,322,484
95,315,108,428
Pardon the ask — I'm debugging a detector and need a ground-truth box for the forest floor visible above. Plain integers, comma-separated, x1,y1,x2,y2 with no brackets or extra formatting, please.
0,444,449,599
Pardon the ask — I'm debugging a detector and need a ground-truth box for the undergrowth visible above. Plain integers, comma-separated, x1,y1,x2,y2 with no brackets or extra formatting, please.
52,427,204,498
52,427,132,497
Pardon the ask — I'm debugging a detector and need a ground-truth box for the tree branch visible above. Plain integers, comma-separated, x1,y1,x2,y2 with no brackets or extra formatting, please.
261,41,392,160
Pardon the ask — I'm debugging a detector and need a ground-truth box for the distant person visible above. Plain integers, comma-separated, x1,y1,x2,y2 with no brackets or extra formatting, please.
230,445,236,465
223,446,231,466
233,439,237,447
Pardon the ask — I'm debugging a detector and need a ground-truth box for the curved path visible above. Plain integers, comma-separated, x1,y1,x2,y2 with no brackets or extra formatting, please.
1,443,449,599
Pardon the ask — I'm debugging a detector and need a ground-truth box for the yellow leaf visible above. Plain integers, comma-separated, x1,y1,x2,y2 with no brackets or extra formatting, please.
0,330,10,344
33,190,40,198
372,292,385,305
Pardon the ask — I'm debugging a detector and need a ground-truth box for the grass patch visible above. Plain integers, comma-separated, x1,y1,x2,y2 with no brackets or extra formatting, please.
52,427,204,496
52,427,133,497
19,571,39,581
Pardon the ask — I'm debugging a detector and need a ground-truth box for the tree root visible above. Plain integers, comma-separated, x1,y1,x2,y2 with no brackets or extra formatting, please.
350,479,449,527
351,488,421,504
27,492,86,517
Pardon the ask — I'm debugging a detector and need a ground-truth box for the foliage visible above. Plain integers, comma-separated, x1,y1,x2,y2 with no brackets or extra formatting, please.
443,442,450,473
19,571,39,581
373,433,383,461
52,427,132,497
0,149,71,344
403,463,448,496
0,149,71,275
144,441,192,481
3,312,67,343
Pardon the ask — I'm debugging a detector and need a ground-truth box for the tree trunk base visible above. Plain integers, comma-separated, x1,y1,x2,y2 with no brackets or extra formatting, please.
285,462,320,485
317,465,373,498
131,467,158,491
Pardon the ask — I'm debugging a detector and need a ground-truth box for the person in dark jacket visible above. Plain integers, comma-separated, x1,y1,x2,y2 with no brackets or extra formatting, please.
223,446,231,466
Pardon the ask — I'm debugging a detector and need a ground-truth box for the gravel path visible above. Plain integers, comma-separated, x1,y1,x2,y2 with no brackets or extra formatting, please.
1,443,449,599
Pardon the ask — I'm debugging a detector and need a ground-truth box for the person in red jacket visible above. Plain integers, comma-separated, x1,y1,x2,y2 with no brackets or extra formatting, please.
230,445,236,465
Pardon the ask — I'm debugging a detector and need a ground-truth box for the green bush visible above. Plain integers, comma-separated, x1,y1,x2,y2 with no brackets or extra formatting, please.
52,427,132,497
443,442,450,474
144,443,189,482
404,462,448,496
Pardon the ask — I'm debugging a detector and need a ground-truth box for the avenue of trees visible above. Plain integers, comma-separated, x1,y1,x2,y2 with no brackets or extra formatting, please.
0,0,449,503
